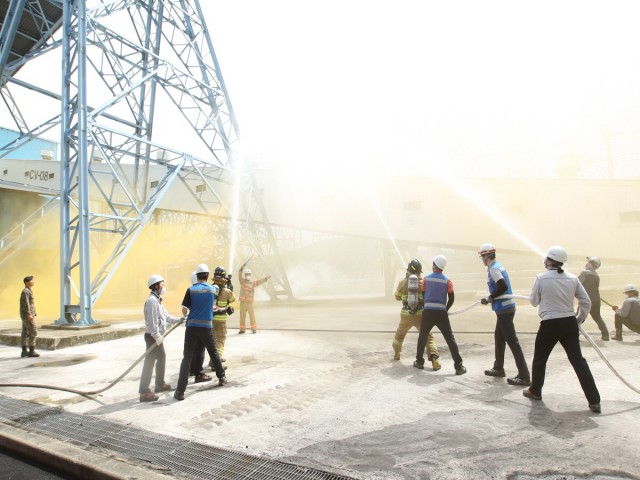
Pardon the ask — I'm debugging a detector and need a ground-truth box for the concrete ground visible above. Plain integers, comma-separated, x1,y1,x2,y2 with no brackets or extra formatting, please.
0,297,639,480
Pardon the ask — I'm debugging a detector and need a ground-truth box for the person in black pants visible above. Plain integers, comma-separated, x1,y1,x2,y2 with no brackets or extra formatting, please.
414,255,466,376
524,246,601,413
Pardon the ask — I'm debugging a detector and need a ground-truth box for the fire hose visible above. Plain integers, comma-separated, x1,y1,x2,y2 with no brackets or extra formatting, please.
0,319,184,398
450,294,640,395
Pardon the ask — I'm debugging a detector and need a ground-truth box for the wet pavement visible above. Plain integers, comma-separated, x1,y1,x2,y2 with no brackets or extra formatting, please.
0,298,639,479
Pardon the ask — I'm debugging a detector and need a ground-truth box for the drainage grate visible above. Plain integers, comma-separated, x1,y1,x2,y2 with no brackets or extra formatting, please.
0,395,355,480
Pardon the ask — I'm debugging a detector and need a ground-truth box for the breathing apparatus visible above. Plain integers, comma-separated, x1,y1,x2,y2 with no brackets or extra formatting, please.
407,274,420,314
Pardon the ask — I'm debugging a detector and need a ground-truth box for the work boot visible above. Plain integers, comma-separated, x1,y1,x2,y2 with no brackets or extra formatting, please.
218,376,228,386
140,392,159,402
251,329,257,334
27,347,40,357
430,355,441,371
393,345,401,361
601,332,610,341
413,360,424,370
611,329,623,341
455,365,467,376
20,346,28,358
173,391,185,401
194,373,212,383
522,388,542,400
507,376,531,386
589,403,601,413
484,368,506,377
238,329,245,334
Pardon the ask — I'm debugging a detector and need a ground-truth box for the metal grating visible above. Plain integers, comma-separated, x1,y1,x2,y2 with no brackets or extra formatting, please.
0,395,355,480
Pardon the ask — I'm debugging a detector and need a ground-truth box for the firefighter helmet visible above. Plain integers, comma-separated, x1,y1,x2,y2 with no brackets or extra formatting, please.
214,266,227,279
407,259,422,275
546,246,567,264
433,255,447,270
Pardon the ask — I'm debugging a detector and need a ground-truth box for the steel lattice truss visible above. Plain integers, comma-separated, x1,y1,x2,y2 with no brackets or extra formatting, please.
0,0,292,324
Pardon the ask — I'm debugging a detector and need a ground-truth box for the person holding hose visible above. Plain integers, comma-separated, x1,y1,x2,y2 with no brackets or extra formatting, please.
392,259,441,370
414,255,466,375
611,284,640,341
524,246,601,413
174,264,227,401
578,256,609,341
478,243,530,386
139,274,184,402
238,258,271,334
212,266,235,362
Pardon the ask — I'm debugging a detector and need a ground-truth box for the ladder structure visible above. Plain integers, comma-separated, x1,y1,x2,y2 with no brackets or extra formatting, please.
0,0,292,325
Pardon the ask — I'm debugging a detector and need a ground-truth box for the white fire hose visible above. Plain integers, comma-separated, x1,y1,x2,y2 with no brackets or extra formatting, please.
449,294,640,395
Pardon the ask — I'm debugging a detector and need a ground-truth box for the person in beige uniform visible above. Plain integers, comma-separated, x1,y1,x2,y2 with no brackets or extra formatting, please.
212,266,235,362
238,260,270,334
19,275,39,358
392,259,440,370
611,284,640,341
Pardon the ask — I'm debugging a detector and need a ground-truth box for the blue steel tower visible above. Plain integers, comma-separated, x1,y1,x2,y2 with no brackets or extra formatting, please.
0,1,292,324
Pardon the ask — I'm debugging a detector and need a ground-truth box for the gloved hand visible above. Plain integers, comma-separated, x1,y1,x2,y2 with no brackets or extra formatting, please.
155,336,163,346
481,297,492,305
226,306,235,315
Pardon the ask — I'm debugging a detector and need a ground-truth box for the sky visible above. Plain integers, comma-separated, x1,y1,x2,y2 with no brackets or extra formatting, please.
200,0,640,179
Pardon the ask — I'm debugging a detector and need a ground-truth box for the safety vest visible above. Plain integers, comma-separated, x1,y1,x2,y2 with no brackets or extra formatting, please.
185,283,217,328
488,261,516,313
423,272,449,311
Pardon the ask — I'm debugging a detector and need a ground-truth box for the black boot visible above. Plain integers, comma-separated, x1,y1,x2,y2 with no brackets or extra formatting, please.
20,346,28,358
27,346,40,357
611,328,623,341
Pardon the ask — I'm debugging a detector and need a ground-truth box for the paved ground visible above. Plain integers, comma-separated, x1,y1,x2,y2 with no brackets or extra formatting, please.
1,297,639,479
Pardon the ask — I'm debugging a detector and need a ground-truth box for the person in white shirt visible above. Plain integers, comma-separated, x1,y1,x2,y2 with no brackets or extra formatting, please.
523,246,601,414
139,274,183,402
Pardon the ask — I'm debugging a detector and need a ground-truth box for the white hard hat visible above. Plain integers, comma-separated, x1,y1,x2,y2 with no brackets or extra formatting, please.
622,284,638,293
244,268,252,276
478,243,496,256
190,271,198,285
546,246,567,264
586,256,601,269
433,255,447,270
195,263,209,274
147,274,164,288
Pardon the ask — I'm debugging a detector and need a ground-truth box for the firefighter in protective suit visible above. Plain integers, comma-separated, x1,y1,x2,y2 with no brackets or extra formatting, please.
392,259,441,370
212,266,235,362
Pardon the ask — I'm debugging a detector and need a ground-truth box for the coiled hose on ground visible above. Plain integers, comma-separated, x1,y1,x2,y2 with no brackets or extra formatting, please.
0,319,184,398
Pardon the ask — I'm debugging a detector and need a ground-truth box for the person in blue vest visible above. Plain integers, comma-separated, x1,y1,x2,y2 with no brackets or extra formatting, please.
414,255,466,375
174,263,227,401
478,243,531,386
